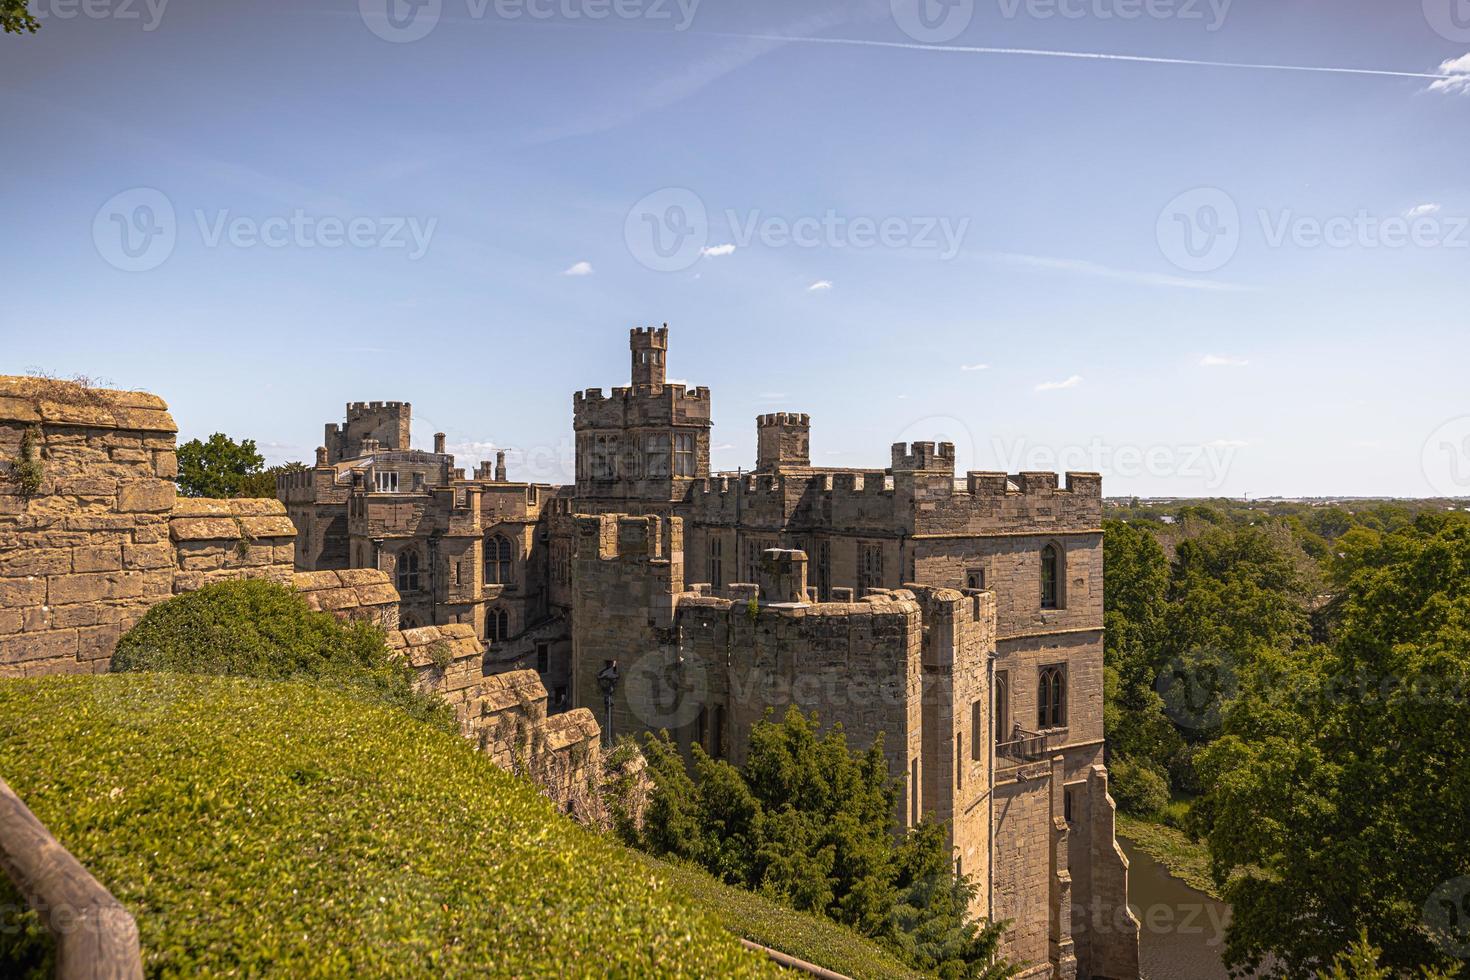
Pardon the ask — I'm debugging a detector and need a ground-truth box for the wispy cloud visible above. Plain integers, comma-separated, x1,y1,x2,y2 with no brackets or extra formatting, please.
711,442,735,451
984,252,1254,293
1406,203,1442,218
1200,354,1249,367
701,243,736,258
960,363,990,372
807,280,833,292
1036,375,1083,392
563,261,593,276
1427,54,1470,95
690,30,1459,83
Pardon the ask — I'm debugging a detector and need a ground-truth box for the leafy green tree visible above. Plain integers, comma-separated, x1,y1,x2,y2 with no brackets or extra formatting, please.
2,0,38,34
1196,514,1470,976
631,707,1013,979
175,432,266,498
237,461,306,499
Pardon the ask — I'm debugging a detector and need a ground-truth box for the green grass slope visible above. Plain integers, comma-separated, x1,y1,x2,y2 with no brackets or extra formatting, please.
0,674,773,978
637,853,929,980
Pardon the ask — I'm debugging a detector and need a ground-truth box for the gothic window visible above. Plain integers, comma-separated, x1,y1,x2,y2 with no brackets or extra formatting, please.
971,698,984,761
995,671,1010,747
1041,543,1062,609
485,534,513,585
1038,665,1067,729
674,433,696,476
536,643,549,674
594,436,614,479
486,608,509,644
966,568,985,591
708,536,723,590
816,540,831,601
644,433,670,477
859,543,884,595
396,548,420,593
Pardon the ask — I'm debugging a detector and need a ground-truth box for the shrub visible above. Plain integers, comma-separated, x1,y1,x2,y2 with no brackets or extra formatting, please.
0,675,773,977
111,579,453,733
1108,755,1170,816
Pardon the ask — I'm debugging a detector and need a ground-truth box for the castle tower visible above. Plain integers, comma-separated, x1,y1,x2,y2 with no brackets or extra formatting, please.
325,401,413,464
630,326,668,388
756,413,811,472
573,327,711,507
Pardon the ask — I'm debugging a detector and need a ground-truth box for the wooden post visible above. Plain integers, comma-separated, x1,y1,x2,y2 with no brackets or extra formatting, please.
0,776,143,980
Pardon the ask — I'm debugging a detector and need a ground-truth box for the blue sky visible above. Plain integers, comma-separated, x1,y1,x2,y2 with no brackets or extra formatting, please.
3,0,1467,497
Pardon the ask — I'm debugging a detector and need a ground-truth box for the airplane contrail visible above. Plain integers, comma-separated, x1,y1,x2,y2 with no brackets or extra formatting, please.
687,30,1461,82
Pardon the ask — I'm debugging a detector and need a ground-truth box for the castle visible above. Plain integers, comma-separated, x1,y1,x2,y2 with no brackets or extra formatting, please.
279,327,1140,979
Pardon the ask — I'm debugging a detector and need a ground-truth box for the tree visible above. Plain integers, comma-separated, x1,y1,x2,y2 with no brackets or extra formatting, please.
2,0,38,34
237,461,306,499
175,433,266,499
630,707,1014,979
1196,514,1470,976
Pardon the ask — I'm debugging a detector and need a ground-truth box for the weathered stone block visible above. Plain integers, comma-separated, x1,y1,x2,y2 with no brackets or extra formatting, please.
0,548,70,577
117,480,176,513
72,544,123,573
47,571,146,606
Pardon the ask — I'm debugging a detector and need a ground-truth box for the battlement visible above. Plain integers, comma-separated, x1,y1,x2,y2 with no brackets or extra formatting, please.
891,441,957,472
758,412,810,428
629,326,669,348
573,513,683,563
346,400,410,418
756,548,809,604
572,384,713,431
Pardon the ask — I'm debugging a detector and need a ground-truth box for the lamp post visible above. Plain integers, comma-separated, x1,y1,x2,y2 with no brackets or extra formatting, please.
597,660,620,745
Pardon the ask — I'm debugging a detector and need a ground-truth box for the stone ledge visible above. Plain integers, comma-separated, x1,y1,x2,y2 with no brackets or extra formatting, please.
0,376,176,433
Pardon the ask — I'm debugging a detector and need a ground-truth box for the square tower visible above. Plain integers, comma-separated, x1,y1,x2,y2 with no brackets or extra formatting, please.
630,325,668,388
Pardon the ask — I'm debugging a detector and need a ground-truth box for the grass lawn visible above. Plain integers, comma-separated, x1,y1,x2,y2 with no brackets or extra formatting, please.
637,853,930,980
0,674,774,978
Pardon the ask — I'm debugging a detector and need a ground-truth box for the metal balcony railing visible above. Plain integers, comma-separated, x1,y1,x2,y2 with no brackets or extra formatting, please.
996,727,1049,763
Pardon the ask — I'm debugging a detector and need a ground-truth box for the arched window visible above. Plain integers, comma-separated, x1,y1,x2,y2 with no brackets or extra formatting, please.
1038,665,1067,729
1041,543,1062,610
485,534,513,585
396,549,421,593
486,608,509,644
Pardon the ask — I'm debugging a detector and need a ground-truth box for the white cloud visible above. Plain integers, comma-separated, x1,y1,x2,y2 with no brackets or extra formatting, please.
700,243,736,258
1035,375,1083,392
960,363,990,372
1406,203,1441,218
1200,354,1249,367
1427,53,1470,95
807,280,833,292
562,261,594,276
711,442,735,451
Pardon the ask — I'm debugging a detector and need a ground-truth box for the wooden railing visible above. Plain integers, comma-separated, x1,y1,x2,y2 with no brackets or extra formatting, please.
0,776,142,980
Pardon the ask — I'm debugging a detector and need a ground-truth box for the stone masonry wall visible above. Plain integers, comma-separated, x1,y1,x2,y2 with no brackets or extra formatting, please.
0,378,180,676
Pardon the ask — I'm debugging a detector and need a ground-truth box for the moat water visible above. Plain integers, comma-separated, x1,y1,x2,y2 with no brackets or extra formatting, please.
1119,838,1232,980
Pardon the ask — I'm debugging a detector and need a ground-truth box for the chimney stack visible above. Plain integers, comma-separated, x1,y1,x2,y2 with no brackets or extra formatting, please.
434,432,447,454
495,450,507,482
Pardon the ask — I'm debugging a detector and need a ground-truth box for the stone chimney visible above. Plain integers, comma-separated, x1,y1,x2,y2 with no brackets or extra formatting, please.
434,432,446,454
495,451,507,482
315,446,328,467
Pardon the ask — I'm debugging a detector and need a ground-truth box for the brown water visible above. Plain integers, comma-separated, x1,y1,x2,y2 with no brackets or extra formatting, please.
1120,838,1232,980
